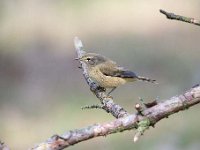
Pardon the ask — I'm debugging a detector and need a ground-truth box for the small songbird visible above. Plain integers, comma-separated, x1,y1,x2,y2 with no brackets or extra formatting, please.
77,53,157,95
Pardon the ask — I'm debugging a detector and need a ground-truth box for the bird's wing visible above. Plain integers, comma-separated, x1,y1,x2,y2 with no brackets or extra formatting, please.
113,69,138,78
99,61,138,78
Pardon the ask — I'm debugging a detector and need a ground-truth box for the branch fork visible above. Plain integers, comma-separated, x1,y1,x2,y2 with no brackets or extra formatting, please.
16,9,200,149
24,35,200,150
1,8,200,150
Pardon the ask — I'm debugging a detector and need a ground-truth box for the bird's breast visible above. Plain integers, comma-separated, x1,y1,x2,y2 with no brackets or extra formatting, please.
88,67,128,88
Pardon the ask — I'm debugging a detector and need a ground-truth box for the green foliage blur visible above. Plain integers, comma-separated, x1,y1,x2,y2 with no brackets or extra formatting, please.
0,0,200,149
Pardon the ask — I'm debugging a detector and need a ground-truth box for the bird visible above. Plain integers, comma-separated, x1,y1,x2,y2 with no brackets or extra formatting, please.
77,53,157,95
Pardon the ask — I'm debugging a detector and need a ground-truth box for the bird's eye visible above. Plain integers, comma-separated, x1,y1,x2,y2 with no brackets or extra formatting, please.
86,58,91,61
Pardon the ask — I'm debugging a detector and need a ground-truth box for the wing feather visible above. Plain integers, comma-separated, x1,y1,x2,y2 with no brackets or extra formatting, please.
98,61,138,78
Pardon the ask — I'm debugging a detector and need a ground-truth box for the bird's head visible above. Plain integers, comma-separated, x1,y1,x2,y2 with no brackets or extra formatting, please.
76,53,107,67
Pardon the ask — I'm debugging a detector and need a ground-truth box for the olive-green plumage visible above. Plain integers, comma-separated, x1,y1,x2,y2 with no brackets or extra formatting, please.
78,53,156,95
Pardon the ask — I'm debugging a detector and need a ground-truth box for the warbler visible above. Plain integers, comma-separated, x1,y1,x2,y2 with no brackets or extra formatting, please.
77,53,157,95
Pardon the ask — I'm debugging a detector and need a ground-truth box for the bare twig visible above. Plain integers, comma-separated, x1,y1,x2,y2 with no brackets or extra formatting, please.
160,9,200,26
31,85,200,150
74,37,129,119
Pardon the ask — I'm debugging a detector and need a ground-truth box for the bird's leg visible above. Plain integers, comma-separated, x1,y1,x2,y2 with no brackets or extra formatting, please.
97,86,106,92
107,87,116,96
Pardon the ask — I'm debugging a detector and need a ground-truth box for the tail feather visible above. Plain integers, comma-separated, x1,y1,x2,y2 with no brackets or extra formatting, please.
137,76,157,84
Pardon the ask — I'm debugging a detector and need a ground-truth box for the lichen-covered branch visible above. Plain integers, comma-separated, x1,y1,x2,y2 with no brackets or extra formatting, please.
160,9,200,26
30,38,200,150
31,85,200,150
74,37,129,118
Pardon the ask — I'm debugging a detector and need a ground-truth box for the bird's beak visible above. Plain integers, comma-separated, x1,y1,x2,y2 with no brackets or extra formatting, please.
74,57,80,60
74,57,84,61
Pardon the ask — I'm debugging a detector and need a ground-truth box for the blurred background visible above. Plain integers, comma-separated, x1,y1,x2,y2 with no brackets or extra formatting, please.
0,0,200,149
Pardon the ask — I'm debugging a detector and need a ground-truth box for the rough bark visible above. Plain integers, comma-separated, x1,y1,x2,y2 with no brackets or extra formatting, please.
31,84,200,150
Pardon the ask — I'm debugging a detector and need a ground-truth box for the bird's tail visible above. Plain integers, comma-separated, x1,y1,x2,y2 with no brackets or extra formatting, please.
137,76,158,84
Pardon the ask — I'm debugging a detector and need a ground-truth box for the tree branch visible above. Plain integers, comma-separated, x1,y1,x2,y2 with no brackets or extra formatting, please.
160,9,200,26
2,8,200,150
74,37,129,119
31,84,200,150
31,37,200,150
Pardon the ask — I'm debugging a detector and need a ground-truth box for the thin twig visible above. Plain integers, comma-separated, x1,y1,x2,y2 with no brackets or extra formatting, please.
160,9,200,26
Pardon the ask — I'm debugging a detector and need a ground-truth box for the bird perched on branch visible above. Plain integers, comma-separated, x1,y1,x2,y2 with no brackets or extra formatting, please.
76,53,157,95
